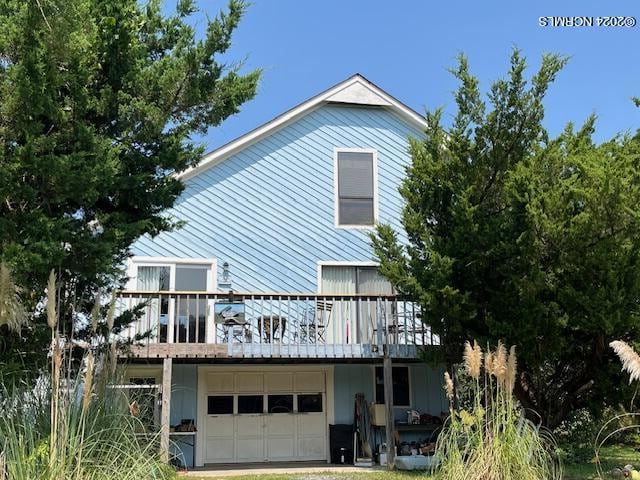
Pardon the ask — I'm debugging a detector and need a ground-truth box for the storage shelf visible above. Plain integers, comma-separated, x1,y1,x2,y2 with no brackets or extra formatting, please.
394,423,441,432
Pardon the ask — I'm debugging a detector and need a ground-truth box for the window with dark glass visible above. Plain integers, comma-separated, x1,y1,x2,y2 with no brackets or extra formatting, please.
298,394,323,413
207,395,233,415
238,395,264,414
375,366,410,406
268,394,293,413
337,151,375,226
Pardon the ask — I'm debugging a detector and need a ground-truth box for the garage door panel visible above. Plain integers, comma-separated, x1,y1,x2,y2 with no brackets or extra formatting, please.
266,437,296,459
206,416,234,437
207,373,234,392
298,437,326,458
265,414,295,435
206,438,234,461
236,416,263,436
297,414,325,436
204,370,327,464
265,372,293,392
295,372,324,391
236,373,263,392
236,438,263,460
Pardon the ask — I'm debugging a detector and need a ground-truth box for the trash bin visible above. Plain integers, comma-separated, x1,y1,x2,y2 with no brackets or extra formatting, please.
329,424,354,464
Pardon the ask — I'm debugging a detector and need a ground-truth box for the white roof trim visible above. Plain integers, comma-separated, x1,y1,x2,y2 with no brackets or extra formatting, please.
177,74,428,181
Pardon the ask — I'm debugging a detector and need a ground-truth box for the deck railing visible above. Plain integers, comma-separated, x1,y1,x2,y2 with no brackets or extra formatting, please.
116,291,438,359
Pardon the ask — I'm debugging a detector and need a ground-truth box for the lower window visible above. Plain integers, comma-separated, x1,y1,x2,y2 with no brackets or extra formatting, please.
268,394,293,413
208,395,234,415
238,395,264,414
298,394,323,413
375,366,410,406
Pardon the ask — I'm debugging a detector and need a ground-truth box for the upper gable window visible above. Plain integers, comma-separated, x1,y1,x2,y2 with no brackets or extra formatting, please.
335,149,377,227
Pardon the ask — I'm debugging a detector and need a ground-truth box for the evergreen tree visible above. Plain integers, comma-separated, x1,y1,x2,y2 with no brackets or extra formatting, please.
372,50,640,427
0,0,259,369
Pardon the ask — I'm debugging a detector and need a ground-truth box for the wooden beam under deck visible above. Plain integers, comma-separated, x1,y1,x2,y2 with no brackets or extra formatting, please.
124,343,422,360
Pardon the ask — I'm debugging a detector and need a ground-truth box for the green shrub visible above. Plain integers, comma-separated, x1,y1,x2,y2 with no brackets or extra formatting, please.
554,409,597,464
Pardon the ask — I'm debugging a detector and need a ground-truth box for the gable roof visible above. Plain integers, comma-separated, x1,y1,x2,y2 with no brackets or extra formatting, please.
178,73,428,181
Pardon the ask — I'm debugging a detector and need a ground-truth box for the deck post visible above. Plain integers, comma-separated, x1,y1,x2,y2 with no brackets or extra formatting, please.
383,353,396,469
160,357,172,463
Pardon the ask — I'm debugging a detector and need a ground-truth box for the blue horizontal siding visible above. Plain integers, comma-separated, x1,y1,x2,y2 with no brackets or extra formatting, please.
133,104,424,292
332,364,447,425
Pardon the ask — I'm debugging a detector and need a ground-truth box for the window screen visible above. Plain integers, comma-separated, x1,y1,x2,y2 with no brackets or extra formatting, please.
375,366,410,406
337,151,375,226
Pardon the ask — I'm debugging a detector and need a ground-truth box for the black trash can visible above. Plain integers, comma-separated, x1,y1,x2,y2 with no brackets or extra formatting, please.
329,424,354,464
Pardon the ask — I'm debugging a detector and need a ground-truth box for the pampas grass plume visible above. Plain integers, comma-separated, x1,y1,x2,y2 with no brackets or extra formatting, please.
610,340,640,384
464,340,483,379
0,262,26,333
485,350,495,377
444,371,455,402
46,270,57,329
82,352,95,412
506,345,517,393
493,341,508,384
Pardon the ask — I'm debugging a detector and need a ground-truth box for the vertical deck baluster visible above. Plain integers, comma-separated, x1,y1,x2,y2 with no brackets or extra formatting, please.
186,294,191,344
147,293,153,345
365,297,371,346
128,295,134,342
340,295,344,354
330,295,335,358
195,293,200,344
245,295,252,357
411,300,417,346
259,296,264,357
269,295,274,358
403,299,408,348
159,293,164,343
176,295,182,344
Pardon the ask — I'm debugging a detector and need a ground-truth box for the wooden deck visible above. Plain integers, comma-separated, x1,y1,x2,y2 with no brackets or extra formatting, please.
117,291,438,360
127,342,420,359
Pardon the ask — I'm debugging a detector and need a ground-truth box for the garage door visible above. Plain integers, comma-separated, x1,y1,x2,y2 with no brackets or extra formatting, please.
203,371,327,463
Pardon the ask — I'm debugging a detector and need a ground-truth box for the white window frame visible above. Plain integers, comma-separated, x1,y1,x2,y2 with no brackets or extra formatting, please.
126,257,217,292
316,261,379,293
333,147,379,229
126,257,217,344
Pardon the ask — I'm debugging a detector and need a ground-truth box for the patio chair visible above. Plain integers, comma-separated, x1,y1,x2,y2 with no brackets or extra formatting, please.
220,318,251,343
299,301,332,344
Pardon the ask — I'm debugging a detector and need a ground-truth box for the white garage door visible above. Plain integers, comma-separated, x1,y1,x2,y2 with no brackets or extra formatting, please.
203,371,326,463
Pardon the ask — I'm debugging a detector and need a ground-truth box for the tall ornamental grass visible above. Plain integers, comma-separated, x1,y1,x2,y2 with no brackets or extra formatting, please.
432,341,562,480
0,270,175,480
597,340,640,478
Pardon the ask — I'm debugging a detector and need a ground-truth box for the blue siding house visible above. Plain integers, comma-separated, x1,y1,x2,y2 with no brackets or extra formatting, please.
119,74,445,468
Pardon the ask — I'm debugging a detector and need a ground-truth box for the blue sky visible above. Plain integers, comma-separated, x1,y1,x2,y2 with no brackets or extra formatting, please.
199,0,639,150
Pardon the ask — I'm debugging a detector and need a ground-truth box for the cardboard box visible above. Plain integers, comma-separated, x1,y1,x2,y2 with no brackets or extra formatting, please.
371,404,386,426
